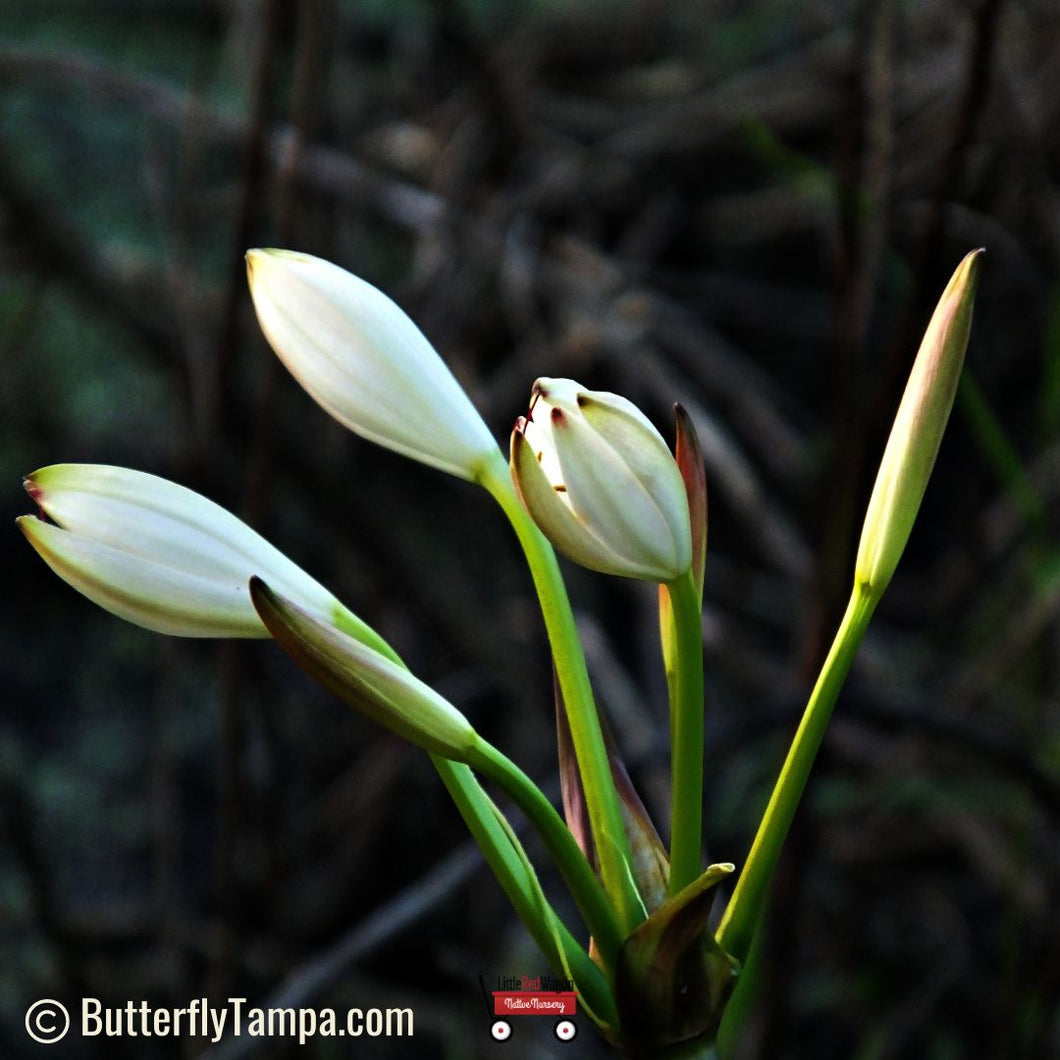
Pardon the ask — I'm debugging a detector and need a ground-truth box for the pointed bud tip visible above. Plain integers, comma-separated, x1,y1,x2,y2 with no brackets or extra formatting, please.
16,513,50,550
945,248,984,304
246,248,290,283
961,246,985,282
249,576,309,648
248,575,272,614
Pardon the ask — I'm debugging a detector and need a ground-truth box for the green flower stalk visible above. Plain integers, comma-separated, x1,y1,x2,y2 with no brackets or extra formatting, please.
657,406,709,898
554,673,671,915
483,456,647,936
436,760,618,1029
663,567,707,897
717,249,984,967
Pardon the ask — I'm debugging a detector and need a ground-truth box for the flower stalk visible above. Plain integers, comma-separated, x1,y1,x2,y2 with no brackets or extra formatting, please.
664,567,707,897
715,586,876,964
717,249,983,966
481,455,646,937
468,739,626,971
434,757,618,1028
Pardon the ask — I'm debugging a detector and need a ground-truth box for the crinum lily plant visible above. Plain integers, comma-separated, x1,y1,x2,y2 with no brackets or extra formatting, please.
20,247,982,1056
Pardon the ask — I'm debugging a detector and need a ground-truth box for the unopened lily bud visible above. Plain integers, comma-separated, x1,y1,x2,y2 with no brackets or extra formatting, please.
855,249,983,596
510,378,692,583
250,578,479,760
18,464,348,639
246,249,500,481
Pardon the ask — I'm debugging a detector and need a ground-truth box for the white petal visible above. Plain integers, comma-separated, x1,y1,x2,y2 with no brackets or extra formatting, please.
20,516,267,638
576,395,691,573
511,378,693,582
28,464,337,618
510,427,629,575
553,409,681,579
247,250,499,480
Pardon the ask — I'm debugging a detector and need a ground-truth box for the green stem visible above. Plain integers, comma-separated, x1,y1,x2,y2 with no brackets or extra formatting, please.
479,456,644,935
346,616,618,987
470,739,625,972
327,587,621,1009
716,586,876,965
666,568,706,896
433,755,617,1026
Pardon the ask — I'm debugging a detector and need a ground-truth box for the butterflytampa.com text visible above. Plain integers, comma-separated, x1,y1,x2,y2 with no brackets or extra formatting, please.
79,997,413,1045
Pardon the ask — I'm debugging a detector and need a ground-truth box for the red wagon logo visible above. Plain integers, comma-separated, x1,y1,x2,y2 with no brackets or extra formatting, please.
479,977,578,1043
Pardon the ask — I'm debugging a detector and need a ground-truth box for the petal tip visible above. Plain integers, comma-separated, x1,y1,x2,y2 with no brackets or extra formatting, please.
248,574,273,614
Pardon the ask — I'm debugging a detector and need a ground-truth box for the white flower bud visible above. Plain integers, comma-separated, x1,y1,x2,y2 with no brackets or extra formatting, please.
855,250,983,596
19,464,343,638
246,249,500,481
510,379,692,582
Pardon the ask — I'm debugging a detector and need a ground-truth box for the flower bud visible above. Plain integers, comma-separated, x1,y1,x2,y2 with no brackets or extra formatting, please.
246,249,500,481
510,378,692,582
855,249,983,596
250,578,479,760
18,464,344,638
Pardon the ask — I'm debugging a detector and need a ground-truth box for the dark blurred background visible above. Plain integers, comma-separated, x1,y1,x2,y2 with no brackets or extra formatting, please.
2,1,1059,1057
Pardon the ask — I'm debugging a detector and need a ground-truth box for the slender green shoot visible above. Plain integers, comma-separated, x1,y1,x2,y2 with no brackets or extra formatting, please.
434,755,617,1026
665,567,707,896
337,621,618,990
716,586,876,965
470,738,625,971
479,455,644,935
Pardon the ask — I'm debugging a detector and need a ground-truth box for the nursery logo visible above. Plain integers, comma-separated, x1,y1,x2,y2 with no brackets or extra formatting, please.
477,975,578,1044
